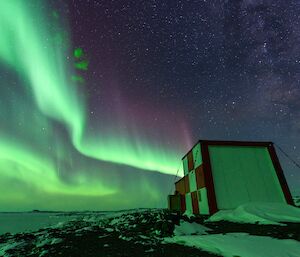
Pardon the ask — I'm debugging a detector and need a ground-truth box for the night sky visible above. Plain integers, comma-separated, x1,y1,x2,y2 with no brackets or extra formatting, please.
0,0,300,211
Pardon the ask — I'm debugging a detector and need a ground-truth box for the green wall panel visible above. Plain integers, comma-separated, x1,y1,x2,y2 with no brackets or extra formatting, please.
189,169,197,192
192,142,202,168
185,192,193,213
198,188,209,215
182,156,189,176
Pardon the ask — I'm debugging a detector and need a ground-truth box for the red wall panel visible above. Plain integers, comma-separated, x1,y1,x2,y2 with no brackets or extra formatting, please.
187,151,194,171
191,191,199,214
195,165,205,189
180,195,186,212
175,177,186,195
184,176,190,193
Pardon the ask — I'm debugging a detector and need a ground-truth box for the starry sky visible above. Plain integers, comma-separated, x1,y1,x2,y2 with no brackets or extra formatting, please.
0,0,300,211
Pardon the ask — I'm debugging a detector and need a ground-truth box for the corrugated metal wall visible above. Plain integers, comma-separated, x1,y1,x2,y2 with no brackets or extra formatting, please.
208,145,286,209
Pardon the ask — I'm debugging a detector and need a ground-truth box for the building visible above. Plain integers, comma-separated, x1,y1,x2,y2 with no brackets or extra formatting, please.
168,140,294,215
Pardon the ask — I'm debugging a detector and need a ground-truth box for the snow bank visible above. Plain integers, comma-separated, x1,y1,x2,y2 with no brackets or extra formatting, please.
182,210,194,219
207,202,300,225
36,237,63,247
164,233,300,257
0,241,24,256
294,196,300,207
174,221,211,236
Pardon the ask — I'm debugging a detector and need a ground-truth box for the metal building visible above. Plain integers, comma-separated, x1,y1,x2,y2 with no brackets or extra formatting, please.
168,140,294,215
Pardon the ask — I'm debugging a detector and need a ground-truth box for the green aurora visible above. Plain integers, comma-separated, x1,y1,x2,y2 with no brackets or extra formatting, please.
0,1,186,211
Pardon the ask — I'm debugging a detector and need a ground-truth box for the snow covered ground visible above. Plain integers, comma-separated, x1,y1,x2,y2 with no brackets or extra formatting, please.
0,204,299,257
165,232,300,257
294,196,300,207
165,202,300,257
173,221,212,236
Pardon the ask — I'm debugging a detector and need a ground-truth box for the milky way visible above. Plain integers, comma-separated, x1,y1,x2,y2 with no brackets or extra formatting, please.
0,0,300,211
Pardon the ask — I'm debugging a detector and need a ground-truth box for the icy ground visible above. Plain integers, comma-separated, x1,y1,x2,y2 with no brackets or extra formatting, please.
0,212,85,235
0,204,299,257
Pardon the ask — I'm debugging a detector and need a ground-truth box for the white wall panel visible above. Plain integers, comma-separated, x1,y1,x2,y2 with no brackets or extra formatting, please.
185,193,192,213
198,188,209,215
189,170,197,192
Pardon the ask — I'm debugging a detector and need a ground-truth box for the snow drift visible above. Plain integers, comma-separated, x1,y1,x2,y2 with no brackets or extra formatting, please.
207,202,300,225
